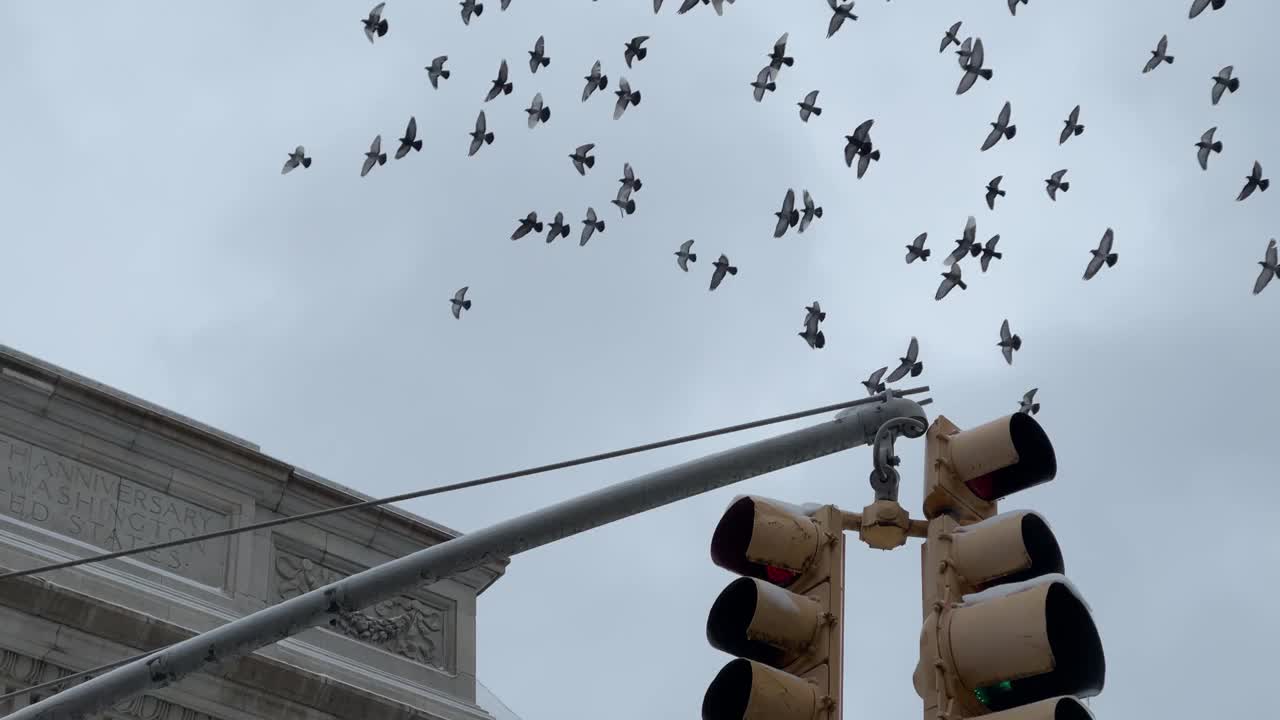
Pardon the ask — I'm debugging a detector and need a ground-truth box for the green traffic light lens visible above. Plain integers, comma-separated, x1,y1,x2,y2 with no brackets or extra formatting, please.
974,680,1014,708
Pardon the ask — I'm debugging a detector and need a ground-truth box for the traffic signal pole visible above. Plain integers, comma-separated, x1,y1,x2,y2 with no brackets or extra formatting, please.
9,393,929,720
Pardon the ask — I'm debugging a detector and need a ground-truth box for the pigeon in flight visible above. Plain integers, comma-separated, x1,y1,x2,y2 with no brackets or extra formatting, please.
468,111,494,156
978,236,1003,272
1143,35,1174,73
1254,239,1279,295
905,233,931,264
985,176,1006,210
395,117,422,159
844,119,880,179
1060,105,1084,145
362,3,388,43
569,144,596,176
799,303,826,349
945,216,983,265
583,61,609,102
939,21,962,53
936,264,967,301
1196,127,1223,170
624,36,650,68
425,56,450,89
1008,0,1028,15
997,319,1022,366
1189,0,1227,19
485,60,513,102
804,301,827,325
580,208,605,246
826,0,858,38
1045,169,1070,200
612,185,637,216
885,336,923,383
529,35,550,73
798,90,822,122
614,78,641,119
361,135,387,177
1211,65,1240,105
675,240,697,271
511,212,543,240
460,0,483,25
751,66,777,102
281,146,311,175
619,163,642,194
526,93,551,128
545,212,570,243
957,38,992,95
773,189,800,238
1018,388,1040,416
450,287,471,319
862,367,888,396
799,190,823,232
981,102,1017,151
1237,161,1270,201
769,33,794,73
1084,228,1118,281
710,254,738,291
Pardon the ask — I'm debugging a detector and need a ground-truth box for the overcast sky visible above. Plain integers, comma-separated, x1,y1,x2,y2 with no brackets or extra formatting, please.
2,1,1277,719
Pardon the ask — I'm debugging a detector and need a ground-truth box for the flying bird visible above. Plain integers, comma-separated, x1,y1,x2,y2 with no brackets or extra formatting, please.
997,319,1022,366
580,208,605,246
957,38,992,95
395,116,422,159
582,61,609,102
862,367,888,396
978,236,1003,272
1211,65,1240,105
485,60,513,102
905,233,931,264
614,77,641,119
1189,0,1227,19
528,35,550,73
751,66,777,102
936,264,967,301
675,240,697,271
799,190,823,232
1254,239,1279,295
799,305,826,349
569,144,596,176
545,212,570,243
985,176,1006,210
1008,0,1028,15
425,56,450,89
281,146,311,175
1045,169,1070,200
798,90,822,122
362,3,388,43
1018,388,1040,416
619,163,642,194
361,135,387,177
526,93,551,128
1143,35,1174,73
1060,105,1084,145
945,216,983,265
769,33,794,72
612,185,637,216
710,254,738,291
773,189,800,238
450,287,471,319
885,336,923,383
1083,228,1118,281
844,119,880,179
939,21,962,53
1196,127,1223,170
511,212,543,240
804,301,827,325
826,0,858,38
981,101,1017,151
1237,161,1270,201
624,36,650,68
460,0,483,25
468,111,494,156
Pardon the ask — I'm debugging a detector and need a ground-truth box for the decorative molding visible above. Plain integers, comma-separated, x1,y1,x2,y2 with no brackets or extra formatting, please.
274,552,450,670
0,648,217,720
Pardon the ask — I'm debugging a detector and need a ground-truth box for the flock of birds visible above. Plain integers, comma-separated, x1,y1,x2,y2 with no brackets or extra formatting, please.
277,0,1274,418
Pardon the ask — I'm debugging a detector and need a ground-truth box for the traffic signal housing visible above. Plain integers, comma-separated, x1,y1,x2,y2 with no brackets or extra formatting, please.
702,496,845,720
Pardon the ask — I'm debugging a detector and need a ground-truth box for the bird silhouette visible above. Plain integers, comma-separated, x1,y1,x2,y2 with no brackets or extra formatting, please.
1189,0,1226,20
751,66,777,102
939,22,962,53
468,111,494,156
1018,389,1040,416
1211,65,1240,105
361,135,387,177
485,60,513,102
799,190,823,233
569,144,596,176
624,36,650,68
526,93,551,128
450,287,471,319
1143,35,1174,73
460,0,483,25
1046,169,1070,200
1084,228,1118,281
936,264,967,301
827,0,858,38
1237,161,1270,201
981,102,1017,151
885,337,923,383
675,240,697,271
528,35,550,73
281,146,311,175
395,116,422,159
710,255,738,291
1196,127,1223,170
545,212,570,243
997,319,1022,366
425,56,451,89
1060,105,1084,145
362,3,388,43
769,33,794,72
773,189,800,238
862,367,888,396
583,61,609,101
614,78,641,119
580,208,605,246
978,236,1003,272
905,233,931,264
957,38,993,94
985,176,1006,210
511,212,543,240
798,90,822,122
1254,239,1279,295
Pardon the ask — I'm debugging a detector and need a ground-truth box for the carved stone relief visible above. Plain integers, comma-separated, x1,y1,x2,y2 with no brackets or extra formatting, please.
274,552,451,671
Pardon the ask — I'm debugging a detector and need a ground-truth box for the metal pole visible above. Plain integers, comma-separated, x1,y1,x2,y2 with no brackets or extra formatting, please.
10,396,926,720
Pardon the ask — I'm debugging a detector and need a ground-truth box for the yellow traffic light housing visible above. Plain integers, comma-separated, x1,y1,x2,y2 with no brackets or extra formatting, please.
923,414,1057,521
703,496,845,720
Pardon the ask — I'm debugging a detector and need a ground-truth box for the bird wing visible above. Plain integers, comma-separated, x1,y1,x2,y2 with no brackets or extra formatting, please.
623,162,635,183
1000,319,1011,342
474,111,487,135
853,118,874,140
773,212,790,238
580,223,595,246
1142,54,1161,73
1202,125,1217,143
370,2,385,19
964,216,977,245
935,275,956,300
981,125,1003,151
1238,182,1254,202
1253,160,1264,180
782,188,796,215
454,286,468,302
774,33,789,55
1212,80,1226,105
586,207,598,224
406,115,417,139
1156,34,1168,56
804,90,819,106
957,37,973,68
1059,121,1074,145
1084,253,1103,280
497,59,509,82
957,70,978,95
1221,65,1234,79
1268,239,1278,266
1189,0,1211,18
1197,144,1211,171
1253,265,1274,295
1051,169,1067,183
802,190,815,213
869,366,888,387
1023,388,1037,404
827,12,845,38
1099,228,1113,255
856,152,871,179
677,254,689,271
369,134,382,155
912,233,927,249
1068,105,1080,124
1002,346,1014,365
451,302,461,319
614,93,629,119
535,35,544,54
970,38,985,68
998,101,1011,126
985,188,996,210
361,153,376,177
282,157,298,174
710,265,726,290
679,239,694,254
907,336,919,362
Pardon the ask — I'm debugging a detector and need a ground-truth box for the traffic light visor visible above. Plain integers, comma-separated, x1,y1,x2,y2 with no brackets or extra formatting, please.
702,658,820,720
949,413,1057,502
981,696,1096,720
710,496,821,589
706,577,823,667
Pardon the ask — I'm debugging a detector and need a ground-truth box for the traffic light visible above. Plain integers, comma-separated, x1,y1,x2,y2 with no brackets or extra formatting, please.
702,496,845,720
915,414,1105,720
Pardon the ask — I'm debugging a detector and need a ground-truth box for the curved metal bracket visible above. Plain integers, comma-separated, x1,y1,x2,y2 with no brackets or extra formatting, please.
869,415,929,502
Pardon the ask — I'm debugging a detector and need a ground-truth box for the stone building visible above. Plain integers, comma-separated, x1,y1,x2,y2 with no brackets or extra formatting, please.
0,345,510,720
